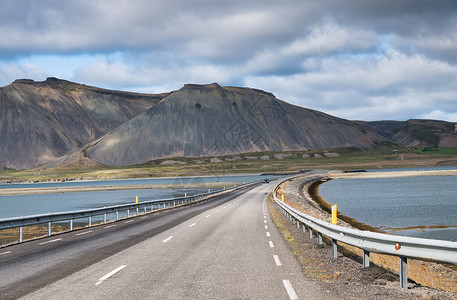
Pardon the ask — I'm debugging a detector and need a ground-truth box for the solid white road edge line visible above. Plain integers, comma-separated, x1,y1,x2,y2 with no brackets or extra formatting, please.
95,265,127,286
76,230,93,236
273,255,282,266
104,225,116,229
283,279,299,300
125,220,134,224
162,236,174,243
38,238,62,245
0,251,12,255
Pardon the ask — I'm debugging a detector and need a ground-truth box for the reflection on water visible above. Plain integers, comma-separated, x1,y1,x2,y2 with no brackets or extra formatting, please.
319,175,457,242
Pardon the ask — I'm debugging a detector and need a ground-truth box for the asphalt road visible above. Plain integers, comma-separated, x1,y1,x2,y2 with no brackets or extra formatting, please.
1,182,331,299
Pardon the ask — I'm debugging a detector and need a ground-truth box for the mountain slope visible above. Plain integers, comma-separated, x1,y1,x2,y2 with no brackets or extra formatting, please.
358,119,457,148
0,78,168,170
87,83,390,166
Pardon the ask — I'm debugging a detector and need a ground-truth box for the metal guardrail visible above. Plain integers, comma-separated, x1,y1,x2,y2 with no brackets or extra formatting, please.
273,176,457,289
0,180,261,245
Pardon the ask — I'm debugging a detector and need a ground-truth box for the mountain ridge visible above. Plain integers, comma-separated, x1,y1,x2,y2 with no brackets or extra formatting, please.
2,78,457,170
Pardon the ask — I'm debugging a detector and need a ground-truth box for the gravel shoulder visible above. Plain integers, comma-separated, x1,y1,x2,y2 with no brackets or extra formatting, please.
269,173,457,300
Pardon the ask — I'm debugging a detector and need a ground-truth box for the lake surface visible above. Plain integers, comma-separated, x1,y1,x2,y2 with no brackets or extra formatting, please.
0,174,270,219
319,175,457,241
0,174,266,190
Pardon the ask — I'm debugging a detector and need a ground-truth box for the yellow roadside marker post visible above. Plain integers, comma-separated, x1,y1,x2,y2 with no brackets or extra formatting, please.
332,204,337,225
281,195,284,202
135,196,138,204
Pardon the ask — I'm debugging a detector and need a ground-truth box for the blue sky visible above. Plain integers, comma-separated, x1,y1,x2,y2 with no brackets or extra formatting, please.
1,0,457,121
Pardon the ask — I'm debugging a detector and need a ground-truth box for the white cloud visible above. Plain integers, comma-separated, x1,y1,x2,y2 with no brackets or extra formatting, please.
245,50,457,121
283,20,378,56
0,62,46,86
1,1,457,122
420,110,457,122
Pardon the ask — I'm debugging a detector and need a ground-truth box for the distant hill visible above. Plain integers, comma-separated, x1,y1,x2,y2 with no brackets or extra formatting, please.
86,83,389,166
2,79,457,170
357,119,457,148
0,78,168,170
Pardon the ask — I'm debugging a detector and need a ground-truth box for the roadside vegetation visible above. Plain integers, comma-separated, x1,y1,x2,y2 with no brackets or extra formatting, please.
1,147,457,183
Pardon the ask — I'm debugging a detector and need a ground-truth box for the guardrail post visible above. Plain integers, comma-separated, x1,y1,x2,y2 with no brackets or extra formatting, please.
296,219,300,229
302,223,306,233
127,209,130,217
400,257,408,289
317,232,323,245
116,211,119,221
363,250,370,267
308,226,313,239
70,219,73,231
48,222,52,236
331,239,338,258
19,226,23,243
103,214,107,224
88,216,92,228
144,206,147,214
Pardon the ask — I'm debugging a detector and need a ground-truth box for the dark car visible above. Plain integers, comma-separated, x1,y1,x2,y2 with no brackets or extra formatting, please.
262,178,270,183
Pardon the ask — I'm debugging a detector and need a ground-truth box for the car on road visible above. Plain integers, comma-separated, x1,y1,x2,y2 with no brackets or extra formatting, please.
262,178,270,183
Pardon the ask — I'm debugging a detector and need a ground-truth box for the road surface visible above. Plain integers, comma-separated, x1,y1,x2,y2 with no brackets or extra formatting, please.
1,182,332,299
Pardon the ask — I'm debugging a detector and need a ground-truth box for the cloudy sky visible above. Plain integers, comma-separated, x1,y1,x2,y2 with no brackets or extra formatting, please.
1,0,457,121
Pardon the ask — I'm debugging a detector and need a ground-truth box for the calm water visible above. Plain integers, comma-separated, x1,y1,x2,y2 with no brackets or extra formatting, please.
0,174,266,190
319,176,457,241
0,175,269,219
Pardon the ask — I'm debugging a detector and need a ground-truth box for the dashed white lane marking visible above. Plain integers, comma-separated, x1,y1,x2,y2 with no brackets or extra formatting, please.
104,225,116,229
273,255,282,266
265,225,268,229
140,216,148,219
266,232,271,237
283,279,299,300
125,220,134,224
76,230,93,236
206,215,211,218
162,236,174,243
269,241,274,248
0,251,12,255
216,210,220,212
189,223,196,227
264,220,267,223
96,265,126,286
264,216,266,219
38,238,62,245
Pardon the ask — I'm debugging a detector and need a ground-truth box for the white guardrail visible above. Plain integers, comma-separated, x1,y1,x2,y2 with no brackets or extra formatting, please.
273,176,457,289
0,180,261,246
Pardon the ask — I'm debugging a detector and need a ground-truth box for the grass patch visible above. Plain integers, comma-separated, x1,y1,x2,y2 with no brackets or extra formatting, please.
2,147,457,182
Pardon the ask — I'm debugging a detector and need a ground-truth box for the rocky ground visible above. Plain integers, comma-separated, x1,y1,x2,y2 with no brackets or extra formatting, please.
269,173,457,300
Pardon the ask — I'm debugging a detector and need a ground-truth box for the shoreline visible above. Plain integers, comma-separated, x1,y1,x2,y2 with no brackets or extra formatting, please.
329,169,457,179
0,182,232,196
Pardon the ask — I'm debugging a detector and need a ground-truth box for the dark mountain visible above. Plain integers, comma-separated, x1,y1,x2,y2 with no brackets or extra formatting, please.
3,79,456,170
357,119,457,148
86,83,390,166
0,78,168,170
